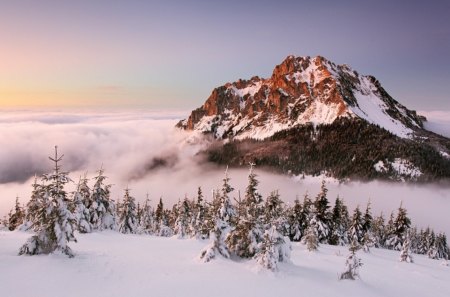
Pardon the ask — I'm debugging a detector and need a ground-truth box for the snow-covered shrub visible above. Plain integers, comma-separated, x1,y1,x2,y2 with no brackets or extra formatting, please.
339,240,363,280
255,225,291,271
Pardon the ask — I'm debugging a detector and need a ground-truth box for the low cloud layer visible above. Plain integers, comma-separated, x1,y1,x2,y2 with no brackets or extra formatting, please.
0,110,449,236
420,110,450,138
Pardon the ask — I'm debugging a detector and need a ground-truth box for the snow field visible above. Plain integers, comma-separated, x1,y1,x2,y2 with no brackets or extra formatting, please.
1,230,449,297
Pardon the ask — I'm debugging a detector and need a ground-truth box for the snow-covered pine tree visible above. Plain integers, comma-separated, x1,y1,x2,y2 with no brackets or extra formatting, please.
90,167,116,231
384,211,396,249
399,231,414,263
408,227,420,254
226,163,264,258
288,197,303,241
219,167,236,221
71,175,92,233
303,217,319,252
264,190,283,224
385,203,411,251
200,201,233,261
159,208,173,237
118,187,138,234
200,167,236,262
136,202,143,229
8,196,25,231
255,225,291,271
362,201,373,234
264,190,287,234
155,197,164,228
174,197,191,238
22,176,43,231
361,201,374,252
0,215,8,230
153,198,172,236
192,187,208,239
349,206,364,245
313,180,331,243
434,233,450,260
204,188,221,234
300,193,312,235
427,237,439,259
329,196,350,246
168,201,179,229
140,195,155,234
339,239,363,280
217,168,236,226
19,146,77,258
371,213,386,248
415,227,431,255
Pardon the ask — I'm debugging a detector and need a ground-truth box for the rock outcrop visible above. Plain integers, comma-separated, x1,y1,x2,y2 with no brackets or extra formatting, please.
178,55,423,140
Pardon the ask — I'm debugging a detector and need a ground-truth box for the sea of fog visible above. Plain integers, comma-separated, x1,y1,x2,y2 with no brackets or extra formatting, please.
0,109,449,235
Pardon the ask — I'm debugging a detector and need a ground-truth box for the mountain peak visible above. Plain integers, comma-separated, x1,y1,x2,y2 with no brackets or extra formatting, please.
178,55,424,140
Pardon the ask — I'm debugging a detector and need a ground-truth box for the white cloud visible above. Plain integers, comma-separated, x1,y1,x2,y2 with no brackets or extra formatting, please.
0,110,449,237
420,110,450,138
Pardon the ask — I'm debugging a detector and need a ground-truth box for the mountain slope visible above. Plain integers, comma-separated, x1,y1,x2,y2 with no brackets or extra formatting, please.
178,55,450,181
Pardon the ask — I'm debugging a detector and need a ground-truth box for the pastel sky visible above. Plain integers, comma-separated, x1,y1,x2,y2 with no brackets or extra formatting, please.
1,0,449,110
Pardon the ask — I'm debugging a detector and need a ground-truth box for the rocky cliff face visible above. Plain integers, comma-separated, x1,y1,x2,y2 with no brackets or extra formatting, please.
177,55,450,181
178,55,424,140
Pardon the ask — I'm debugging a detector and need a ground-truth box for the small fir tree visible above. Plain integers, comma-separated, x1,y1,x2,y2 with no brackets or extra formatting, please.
264,190,284,225
140,195,155,234
158,209,173,237
349,206,364,245
399,231,414,263
23,176,43,231
339,239,363,280
361,201,375,252
0,215,8,230
255,225,291,271
299,193,312,235
329,197,350,246
155,198,164,227
312,180,331,243
90,167,116,231
8,196,25,231
118,187,138,234
287,197,303,241
264,190,288,236
362,201,373,234
427,230,439,259
371,213,386,248
385,203,411,250
226,163,264,258
71,175,92,233
19,146,77,258
201,168,236,262
174,197,191,238
434,233,450,260
303,217,319,252
192,187,208,239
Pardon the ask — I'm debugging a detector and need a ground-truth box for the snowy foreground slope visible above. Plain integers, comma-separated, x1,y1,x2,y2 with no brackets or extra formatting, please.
1,231,449,297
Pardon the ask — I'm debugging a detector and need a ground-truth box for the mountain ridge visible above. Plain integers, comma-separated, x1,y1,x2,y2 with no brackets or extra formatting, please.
178,55,425,140
178,55,450,181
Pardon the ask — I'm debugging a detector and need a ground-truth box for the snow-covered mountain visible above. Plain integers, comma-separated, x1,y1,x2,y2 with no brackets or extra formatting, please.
178,55,424,140
178,55,450,181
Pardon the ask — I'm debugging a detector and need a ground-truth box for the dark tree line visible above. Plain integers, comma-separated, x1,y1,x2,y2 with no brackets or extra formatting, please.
206,118,450,181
